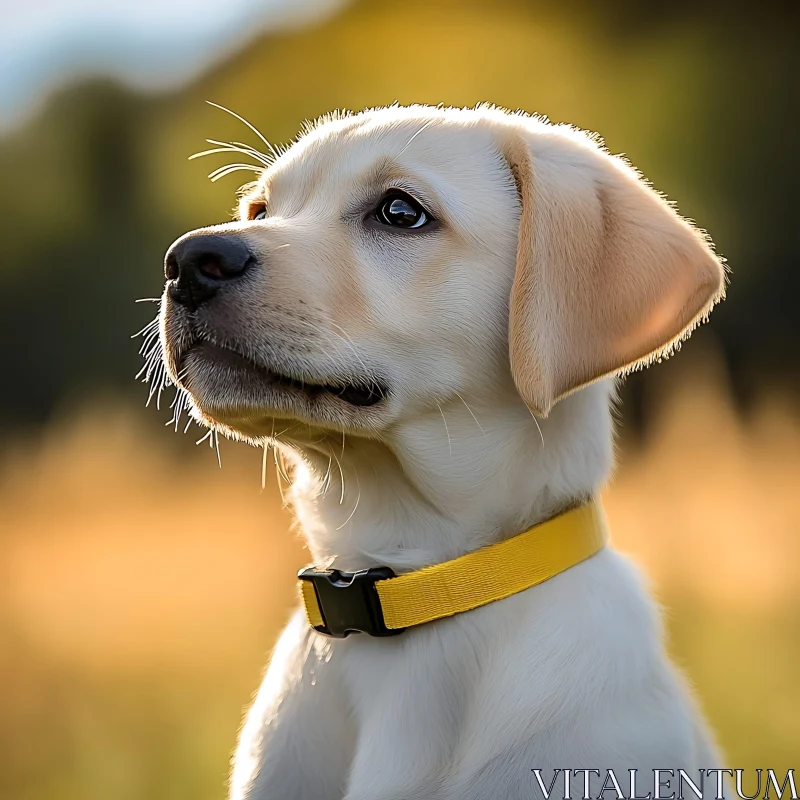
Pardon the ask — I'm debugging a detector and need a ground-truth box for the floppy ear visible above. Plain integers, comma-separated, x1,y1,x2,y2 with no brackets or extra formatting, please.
502,127,726,417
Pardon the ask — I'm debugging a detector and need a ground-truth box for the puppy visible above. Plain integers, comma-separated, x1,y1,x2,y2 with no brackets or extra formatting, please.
155,105,726,799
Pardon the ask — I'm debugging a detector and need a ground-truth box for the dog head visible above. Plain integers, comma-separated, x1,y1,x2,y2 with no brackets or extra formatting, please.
157,105,725,445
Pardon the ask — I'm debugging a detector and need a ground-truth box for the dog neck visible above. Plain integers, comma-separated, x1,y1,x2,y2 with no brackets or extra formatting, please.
283,380,615,573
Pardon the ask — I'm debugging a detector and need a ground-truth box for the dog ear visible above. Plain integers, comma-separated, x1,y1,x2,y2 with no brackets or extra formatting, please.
501,127,726,417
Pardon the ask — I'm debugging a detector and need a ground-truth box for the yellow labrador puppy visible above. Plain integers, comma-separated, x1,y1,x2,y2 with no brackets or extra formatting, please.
155,105,726,800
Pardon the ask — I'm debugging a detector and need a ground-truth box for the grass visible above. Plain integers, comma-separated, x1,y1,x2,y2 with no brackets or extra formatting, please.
1,357,798,799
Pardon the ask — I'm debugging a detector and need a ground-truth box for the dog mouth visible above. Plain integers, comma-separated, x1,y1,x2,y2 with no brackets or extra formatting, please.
181,340,388,408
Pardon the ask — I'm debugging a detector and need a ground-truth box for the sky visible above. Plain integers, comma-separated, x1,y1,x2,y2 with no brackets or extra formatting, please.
0,0,343,129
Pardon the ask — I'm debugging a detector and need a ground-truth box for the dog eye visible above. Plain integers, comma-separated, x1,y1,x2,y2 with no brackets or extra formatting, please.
375,192,431,229
253,208,267,221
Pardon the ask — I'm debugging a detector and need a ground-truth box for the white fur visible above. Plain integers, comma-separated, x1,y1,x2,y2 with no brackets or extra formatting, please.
159,105,725,799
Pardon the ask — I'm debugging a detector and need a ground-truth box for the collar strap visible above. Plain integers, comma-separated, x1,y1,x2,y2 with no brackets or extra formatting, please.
298,501,607,638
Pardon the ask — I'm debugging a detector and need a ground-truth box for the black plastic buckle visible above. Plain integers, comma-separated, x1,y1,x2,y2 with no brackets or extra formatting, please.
298,566,405,638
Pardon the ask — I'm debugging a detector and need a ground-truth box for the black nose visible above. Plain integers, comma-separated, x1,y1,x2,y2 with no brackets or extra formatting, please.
164,232,254,309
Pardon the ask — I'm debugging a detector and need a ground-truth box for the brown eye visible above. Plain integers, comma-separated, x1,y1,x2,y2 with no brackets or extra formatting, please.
375,192,431,229
253,208,267,221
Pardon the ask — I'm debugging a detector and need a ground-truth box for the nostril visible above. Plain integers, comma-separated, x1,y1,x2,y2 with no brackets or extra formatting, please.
193,251,254,281
197,256,225,280
165,252,179,281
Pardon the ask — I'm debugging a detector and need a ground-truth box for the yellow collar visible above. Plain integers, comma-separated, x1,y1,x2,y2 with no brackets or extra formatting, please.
299,501,607,638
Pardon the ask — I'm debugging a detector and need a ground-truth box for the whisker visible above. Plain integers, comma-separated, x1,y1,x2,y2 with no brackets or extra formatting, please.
155,372,166,410
208,164,264,182
137,325,160,345
131,318,159,338
273,449,285,505
190,146,250,161
214,430,222,469
143,346,163,371
206,101,280,160
136,350,160,375
336,466,361,531
231,140,273,166
453,391,486,435
274,449,290,507
167,391,189,432
436,401,453,457
145,362,165,406
137,331,160,354
136,353,160,382
327,444,347,506
397,119,434,158
322,453,333,496
191,143,261,161
190,140,273,168
524,405,546,449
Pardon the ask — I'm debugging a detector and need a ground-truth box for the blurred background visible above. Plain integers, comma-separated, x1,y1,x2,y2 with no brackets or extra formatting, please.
1,1,798,797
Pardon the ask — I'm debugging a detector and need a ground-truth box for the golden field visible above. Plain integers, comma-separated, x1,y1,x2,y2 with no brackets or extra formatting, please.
1,1,796,797
1,352,798,799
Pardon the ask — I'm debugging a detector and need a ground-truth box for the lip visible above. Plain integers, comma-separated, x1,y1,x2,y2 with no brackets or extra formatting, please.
181,340,387,408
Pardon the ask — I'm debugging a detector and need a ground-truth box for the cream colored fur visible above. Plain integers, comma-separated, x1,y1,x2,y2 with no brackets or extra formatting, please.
158,104,727,800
